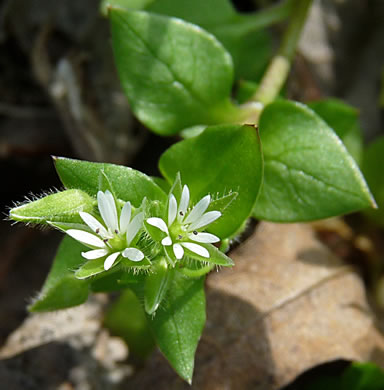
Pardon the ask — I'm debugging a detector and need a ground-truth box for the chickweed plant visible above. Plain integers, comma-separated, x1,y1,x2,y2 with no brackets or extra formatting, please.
9,0,377,383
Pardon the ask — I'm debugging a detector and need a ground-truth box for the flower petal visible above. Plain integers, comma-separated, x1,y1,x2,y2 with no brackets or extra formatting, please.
81,248,109,259
79,212,110,239
161,236,172,246
181,242,209,258
189,210,221,230
119,202,132,234
122,247,144,262
147,217,169,234
67,229,106,248
173,243,184,260
168,194,177,226
178,185,190,220
104,252,120,270
97,190,118,232
184,195,211,225
188,232,220,243
126,212,144,244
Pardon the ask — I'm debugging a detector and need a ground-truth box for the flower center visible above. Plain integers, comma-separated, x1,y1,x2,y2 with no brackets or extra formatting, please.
107,234,127,251
169,222,187,243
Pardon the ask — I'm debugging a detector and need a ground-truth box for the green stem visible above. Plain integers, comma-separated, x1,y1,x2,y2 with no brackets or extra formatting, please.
251,0,313,106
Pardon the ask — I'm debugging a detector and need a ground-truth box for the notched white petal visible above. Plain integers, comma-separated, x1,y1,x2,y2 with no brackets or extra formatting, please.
79,212,109,238
67,229,106,248
173,243,184,259
126,212,144,244
161,236,172,246
119,202,132,234
81,248,108,260
168,194,177,226
104,252,120,270
122,247,144,262
147,217,169,234
189,232,220,243
181,242,210,258
184,195,211,224
189,210,221,230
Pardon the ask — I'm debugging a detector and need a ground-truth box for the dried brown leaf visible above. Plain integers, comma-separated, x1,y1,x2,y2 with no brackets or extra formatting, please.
126,222,384,389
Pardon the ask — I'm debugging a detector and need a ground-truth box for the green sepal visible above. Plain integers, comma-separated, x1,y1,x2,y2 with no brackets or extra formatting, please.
48,221,93,233
54,157,167,206
121,255,152,269
28,236,90,312
144,257,174,314
183,243,234,267
10,189,95,225
207,191,238,214
146,272,206,384
75,256,121,279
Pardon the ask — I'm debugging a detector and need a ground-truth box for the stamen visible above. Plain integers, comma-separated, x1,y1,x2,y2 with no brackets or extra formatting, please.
96,228,100,234
193,230,198,235
103,239,109,243
115,229,119,234
179,211,184,216
178,234,183,240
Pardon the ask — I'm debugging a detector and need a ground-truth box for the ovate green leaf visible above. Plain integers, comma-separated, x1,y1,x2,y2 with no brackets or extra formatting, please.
147,272,205,383
54,157,167,206
253,101,375,222
109,8,240,135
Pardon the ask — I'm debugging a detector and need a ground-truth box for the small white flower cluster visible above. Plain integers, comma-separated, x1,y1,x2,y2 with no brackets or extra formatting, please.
66,185,221,272
67,190,144,271
147,184,221,261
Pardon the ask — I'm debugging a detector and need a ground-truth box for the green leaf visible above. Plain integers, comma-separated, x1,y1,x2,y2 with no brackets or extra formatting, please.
253,101,375,222
10,189,95,225
109,8,242,135
54,157,167,206
362,136,384,226
147,0,273,81
147,272,205,383
29,236,90,312
159,124,263,239
144,257,174,314
308,98,363,165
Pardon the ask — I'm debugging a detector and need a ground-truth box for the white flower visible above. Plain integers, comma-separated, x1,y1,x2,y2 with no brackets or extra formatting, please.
147,185,221,261
66,190,144,271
